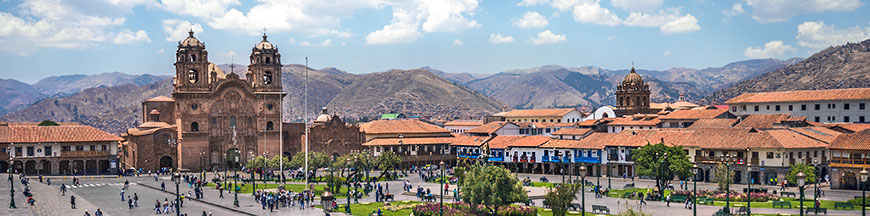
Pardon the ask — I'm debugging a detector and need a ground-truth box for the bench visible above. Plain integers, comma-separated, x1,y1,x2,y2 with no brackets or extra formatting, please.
805,207,827,214
669,195,688,203
570,203,582,211
781,192,796,197
424,195,435,202
523,199,534,207
834,202,854,209
591,205,610,214
384,194,394,202
623,183,635,189
773,200,792,208
622,192,632,199
697,197,714,205
735,206,748,215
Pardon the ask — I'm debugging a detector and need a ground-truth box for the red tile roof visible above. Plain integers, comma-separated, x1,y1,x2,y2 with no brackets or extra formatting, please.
551,128,592,136
659,109,729,120
733,114,792,129
443,120,484,127
830,129,870,150
362,136,456,146
360,119,449,134
494,108,577,117
466,121,513,134
686,119,737,129
451,136,491,147
0,125,122,143
788,127,843,144
574,133,615,149
145,96,174,102
725,88,870,104
540,139,582,148
505,135,551,148
830,123,870,133
607,117,660,126
486,135,526,149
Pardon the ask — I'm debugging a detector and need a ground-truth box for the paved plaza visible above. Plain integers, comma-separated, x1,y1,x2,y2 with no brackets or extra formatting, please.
0,171,864,216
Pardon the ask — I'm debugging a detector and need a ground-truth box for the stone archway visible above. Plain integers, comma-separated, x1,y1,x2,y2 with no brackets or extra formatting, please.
72,160,84,175
0,161,7,173
842,172,858,190
40,160,51,175
85,160,98,175
12,161,23,174
99,160,110,174
24,161,37,175
59,160,70,175
159,156,174,170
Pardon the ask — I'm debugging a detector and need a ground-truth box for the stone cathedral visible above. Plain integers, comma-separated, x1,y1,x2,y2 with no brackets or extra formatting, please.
121,31,287,172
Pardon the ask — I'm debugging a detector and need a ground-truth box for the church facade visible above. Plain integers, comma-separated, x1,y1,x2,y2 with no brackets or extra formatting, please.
614,67,653,117
121,31,287,172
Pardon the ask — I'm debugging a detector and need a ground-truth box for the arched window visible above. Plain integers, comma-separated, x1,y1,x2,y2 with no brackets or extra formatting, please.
266,121,274,130
191,54,196,62
229,116,237,128
265,57,271,64
263,71,273,84
210,117,216,126
247,117,253,126
188,69,198,83
636,96,641,106
191,122,199,132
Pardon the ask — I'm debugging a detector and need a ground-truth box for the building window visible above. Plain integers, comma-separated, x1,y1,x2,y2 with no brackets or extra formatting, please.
845,103,850,110
815,104,820,110
832,104,836,109
90,145,96,151
814,151,818,157
27,147,34,156
801,104,807,110
775,105,780,111
62,146,71,152
861,116,866,123
210,117,216,126
229,116,237,128
191,122,199,132
45,146,52,155
266,121,274,130
776,153,781,158
732,107,737,112
814,116,820,122
860,103,866,110
102,145,107,151
798,152,802,158
766,105,770,110
76,145,83,151
788,105,793,111
754,106,759,112
845,116,850,122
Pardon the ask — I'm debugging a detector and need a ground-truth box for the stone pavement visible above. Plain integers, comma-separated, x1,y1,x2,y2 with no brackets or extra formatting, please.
27,177,102,216
0,174,34,215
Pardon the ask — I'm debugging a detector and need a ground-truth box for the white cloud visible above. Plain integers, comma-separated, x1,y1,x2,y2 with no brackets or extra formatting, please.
611,0,664,12
796,21,870,49
158,0,241,19
452,39,464,45
517,0,550,6
530,30,566,44
744,40,797,59
162,19,204,42
301,39,333,47
489,33,515,43
288,37,297,44
721,2,745,16
623,10,700,34
513,11,549,28
663,50,670,56
113,29,151,44
223,50,237,59
746,0,862,23
365,8,423,45
568,0,622,26
157,48,165,54
0,0,149,55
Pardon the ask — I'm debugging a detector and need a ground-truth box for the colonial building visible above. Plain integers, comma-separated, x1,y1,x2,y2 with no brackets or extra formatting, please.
362,119,456,167
1,123,122,175
659,109,734,128
829,129,870,189
493,108,585,123
443,120,483,134
299,107,364,157
615,67,652,116
121,31,287,172
726,88,870,123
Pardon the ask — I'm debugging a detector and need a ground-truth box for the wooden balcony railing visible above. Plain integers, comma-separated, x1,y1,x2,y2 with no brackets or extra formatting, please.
830,158,870,165
61,151,112,157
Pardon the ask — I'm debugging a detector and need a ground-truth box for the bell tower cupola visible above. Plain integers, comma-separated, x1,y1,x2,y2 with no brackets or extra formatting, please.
174,30,209,92
248,33,282,91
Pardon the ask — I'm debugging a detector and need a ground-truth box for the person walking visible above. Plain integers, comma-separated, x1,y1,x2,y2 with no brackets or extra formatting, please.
128,197,134,209
134,193,139,207
155,200,162,214
95,209,103,216
71,195,77,209
61,184,67,196
161,182,166,192
121,188,126,201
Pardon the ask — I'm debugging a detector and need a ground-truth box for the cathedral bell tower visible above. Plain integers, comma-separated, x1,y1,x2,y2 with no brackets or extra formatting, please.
615,67,652,116
248,33,282,92
174,30,209,92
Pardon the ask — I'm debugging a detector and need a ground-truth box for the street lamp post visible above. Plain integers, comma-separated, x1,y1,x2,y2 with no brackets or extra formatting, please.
174,172,181,216
719,153,734,213
8,146,16,209
813,159,819,207
439,161,445,216
861,169,868,216
321,190,335,216
579,166,587,216
692,164,698,216
345,157,351,214
746,162,751,215
233,150,240,207
797,171,806,216
607,165,611,190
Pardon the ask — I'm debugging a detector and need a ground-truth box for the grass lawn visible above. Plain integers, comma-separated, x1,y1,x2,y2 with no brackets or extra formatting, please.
709,197,854,210
316,201,421,216
220,182,365,198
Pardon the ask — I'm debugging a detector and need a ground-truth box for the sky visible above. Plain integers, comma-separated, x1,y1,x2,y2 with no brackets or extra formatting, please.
0,0,869,83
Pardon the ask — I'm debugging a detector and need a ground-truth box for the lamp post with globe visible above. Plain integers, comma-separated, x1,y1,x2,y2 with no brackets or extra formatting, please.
797,171,806,216
861,169,868,216
579,166,587,216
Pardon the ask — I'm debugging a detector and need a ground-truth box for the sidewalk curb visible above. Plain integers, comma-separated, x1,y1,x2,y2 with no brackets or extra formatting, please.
137,182,257,216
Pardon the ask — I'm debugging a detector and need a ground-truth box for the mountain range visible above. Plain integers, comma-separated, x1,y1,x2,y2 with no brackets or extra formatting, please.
5,39,868,134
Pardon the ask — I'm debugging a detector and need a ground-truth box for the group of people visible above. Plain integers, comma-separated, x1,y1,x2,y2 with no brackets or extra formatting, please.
374,182,391,202
252,188,316,212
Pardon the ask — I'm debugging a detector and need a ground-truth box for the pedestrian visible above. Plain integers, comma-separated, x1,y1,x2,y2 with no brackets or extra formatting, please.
134,193,139,207
71,195,77,209
155,200,162,214
128,197,134,209
95,208,103,216
685,195,691,209
162,182,166,191
121,188,126,201
61,184,67,196
219,184,224,198
83,210,90,216
47,178,51,186
666,194,671,207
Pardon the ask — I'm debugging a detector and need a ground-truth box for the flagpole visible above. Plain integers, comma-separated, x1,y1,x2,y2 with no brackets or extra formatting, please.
304,57,309,187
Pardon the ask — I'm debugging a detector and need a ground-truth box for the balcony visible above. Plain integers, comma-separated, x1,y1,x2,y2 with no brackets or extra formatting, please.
488,157,503,162
542,156,551,162
830,158,870,165
563,156,572,163
695,156,747,165
575,156,599,164
62,150,112,157
550,156,561,162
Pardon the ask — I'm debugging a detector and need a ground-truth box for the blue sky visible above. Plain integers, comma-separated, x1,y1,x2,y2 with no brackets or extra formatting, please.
1,0,868,83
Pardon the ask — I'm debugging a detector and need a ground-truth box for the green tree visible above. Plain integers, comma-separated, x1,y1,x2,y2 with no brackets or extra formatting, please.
787,163,817,185
632,142,693,197
246,156,267,170
376,151,402,179
289,152,329,181
267,156,290,171
544,184,581,216
460,163,528,215
712,163,734,191
37,120,59,126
